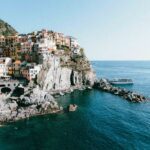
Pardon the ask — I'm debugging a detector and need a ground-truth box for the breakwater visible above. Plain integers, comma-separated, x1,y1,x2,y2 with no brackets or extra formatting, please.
94,79,147,102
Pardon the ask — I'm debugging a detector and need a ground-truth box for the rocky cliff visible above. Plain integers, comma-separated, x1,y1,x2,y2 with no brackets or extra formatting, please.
37,52,96,93
0,19,96,123
0,48,96,123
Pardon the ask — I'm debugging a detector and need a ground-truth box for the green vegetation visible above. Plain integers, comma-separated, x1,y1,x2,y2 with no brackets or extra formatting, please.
80,48,85,57
56,44,70,51
0,19,17,36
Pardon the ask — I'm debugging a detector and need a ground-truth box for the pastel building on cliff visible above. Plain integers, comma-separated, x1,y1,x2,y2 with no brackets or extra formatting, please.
0,29,83,81
18,34,28,43
0,57,12,77
20,63,42,80
55,33,65,46
5,35,18,47
64,36,71,48
66,36,81,54
21,42,33,53
35,30,57,63
54,33,72,50
37,36,56,52
29,64,42,80
13,60,21,77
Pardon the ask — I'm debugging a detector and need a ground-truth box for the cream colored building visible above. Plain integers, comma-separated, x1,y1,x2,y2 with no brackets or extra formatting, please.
0,57,12,77
29,65,42,80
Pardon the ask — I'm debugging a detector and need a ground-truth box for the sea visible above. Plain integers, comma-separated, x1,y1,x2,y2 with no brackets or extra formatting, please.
0,61,150,150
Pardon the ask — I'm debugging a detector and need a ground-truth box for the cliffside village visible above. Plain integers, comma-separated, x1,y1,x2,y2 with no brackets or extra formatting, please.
0,29,81,82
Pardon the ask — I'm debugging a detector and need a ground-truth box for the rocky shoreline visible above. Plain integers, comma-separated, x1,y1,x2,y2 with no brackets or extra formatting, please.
0,51,96,124
0,86,63,124
0,51,148,124
94,79,147,102
0,78,148,124
0,85,92,124
0,20,148,125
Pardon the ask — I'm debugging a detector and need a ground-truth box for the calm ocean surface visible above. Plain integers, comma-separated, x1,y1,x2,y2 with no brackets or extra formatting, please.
0,61,150,150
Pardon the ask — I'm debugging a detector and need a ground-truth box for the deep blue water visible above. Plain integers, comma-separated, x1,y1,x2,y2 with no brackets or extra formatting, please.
0,61,150,150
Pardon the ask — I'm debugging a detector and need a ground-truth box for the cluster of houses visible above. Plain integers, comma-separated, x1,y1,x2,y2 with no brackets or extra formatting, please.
0,29,81,81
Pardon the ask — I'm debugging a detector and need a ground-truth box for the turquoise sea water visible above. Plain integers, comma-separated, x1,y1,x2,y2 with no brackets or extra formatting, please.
0,61,150,150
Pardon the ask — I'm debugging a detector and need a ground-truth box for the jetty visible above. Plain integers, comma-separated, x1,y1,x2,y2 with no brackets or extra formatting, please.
94,79,147,102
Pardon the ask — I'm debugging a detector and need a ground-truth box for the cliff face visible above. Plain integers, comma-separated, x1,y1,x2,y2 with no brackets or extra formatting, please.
37,52,96,92
0,51,96,123
0,19,17,36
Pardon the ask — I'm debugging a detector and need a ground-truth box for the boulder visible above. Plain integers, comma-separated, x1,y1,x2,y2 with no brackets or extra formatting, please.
68,104,78,112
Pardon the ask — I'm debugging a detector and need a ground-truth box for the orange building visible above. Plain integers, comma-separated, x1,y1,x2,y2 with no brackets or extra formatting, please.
5,35,18,47
13,60,21,77
18,35,28,43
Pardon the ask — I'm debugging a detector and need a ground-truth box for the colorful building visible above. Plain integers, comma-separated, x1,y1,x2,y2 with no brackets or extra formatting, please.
0,57,12,77
29,64,42,80
13,60,21,77
0,29,82,81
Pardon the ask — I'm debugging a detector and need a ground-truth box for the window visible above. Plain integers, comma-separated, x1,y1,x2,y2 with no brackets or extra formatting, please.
0,84,5,87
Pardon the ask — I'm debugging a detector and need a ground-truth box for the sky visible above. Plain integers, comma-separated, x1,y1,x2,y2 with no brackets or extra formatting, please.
0,0,150,60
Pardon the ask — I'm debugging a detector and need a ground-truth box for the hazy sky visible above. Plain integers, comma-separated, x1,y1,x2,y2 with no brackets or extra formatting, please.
0,0,150,60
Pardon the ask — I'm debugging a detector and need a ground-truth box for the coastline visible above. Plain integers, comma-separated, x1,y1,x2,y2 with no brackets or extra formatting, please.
0,84,92,125
0,108,63,126
0,81,148,125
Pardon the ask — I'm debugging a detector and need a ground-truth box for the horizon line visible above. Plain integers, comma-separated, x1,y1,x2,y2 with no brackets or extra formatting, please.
90,59,150,61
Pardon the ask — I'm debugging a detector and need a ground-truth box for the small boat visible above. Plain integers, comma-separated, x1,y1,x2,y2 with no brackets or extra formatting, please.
87,86,92,90
109,79,133,85
68,104,78,112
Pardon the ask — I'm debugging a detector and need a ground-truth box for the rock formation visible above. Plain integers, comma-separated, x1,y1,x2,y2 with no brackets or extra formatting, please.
37,52,96,93
0,86,62,123
94,79,147,102
0,47,96,123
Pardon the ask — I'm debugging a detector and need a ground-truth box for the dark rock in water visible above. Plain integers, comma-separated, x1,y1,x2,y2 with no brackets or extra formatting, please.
94,79,147,102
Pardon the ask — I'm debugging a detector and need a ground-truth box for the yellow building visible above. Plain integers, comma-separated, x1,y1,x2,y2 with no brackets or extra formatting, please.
8,66,14,76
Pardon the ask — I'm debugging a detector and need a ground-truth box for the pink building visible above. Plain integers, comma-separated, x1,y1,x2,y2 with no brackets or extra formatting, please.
21,42,33,53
